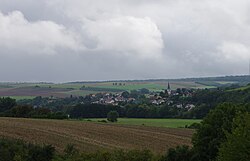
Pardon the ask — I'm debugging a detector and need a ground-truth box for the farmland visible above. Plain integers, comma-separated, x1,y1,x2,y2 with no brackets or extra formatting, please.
84,118,202,128
0,117,194,154
0,79,234,99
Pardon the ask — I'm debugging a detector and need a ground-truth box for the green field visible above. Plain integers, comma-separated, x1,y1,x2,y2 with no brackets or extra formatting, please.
0,80,235,99
84,118,202,128
7,96,36,100
229,84,250,91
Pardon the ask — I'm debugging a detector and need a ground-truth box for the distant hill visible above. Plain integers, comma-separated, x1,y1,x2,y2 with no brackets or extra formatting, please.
67,75,250,84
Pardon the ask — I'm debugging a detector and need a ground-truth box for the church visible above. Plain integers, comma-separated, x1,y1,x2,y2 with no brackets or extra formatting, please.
165,82,172,95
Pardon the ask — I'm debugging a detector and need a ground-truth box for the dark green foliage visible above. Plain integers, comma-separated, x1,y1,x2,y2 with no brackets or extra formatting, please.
47,112,68,119
0,138,156,161
187,104,211,119
0,103,67,119
217,112,250,161
0,138,55,161
139,88,150,94
58,149,155,161
63,144,79,159
0,97,16,113
69,104,123,118
28,145,55,161
186,122,200,129
11,105,33,118
121,91,130,98
107,111,119,122
192,103,246,161
98,119,108,123
160,145,193,161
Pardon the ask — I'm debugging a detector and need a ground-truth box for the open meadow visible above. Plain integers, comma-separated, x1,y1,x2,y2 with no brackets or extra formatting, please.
85,118,201,128
0,80,224,99
0,117,194,154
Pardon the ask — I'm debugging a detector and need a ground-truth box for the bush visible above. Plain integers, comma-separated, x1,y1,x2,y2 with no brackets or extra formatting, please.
160,145,193,161
187,123,201,129
0,138,55,161
98,120,108,123
107,111,119,122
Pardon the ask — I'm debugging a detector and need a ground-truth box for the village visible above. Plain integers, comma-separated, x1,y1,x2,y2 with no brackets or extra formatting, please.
87,83,196,111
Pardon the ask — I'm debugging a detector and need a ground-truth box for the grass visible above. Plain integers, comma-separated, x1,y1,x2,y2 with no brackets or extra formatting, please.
63,90,99,96
0,81,217,98
215,81,237,84
88,83,166,92
85,118,202,128
6,96,36,100
227,84,250,92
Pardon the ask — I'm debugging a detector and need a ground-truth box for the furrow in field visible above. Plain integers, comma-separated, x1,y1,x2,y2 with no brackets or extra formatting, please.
0,117,194,154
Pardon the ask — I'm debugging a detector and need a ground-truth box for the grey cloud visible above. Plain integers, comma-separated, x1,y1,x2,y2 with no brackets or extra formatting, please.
0,0,250,82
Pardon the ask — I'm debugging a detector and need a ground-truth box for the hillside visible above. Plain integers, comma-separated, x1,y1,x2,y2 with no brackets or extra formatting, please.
1,75,249,99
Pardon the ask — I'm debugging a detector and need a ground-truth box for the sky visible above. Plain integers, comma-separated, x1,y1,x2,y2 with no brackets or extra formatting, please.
0,0,250,82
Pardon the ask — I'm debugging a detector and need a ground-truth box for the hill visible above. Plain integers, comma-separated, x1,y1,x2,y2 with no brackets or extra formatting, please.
0,75,249,99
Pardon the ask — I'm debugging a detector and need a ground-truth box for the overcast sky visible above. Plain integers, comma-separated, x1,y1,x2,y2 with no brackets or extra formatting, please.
0,0,250,82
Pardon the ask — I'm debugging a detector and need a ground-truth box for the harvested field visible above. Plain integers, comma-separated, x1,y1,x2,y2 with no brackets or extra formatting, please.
0,87,70,98
0,117,194,154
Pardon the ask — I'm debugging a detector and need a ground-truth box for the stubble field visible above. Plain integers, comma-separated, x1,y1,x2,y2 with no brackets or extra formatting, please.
0,117,194,154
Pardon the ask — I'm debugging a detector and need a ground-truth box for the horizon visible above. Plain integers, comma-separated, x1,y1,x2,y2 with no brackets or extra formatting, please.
0,74,249,84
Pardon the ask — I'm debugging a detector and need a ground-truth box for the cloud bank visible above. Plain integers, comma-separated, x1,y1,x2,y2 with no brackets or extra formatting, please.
0,0,249,82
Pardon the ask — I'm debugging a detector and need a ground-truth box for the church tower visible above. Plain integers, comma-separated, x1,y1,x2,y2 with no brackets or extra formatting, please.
166,82,172,95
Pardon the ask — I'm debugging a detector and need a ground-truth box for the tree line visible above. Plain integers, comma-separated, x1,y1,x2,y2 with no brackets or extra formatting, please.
0,97,67,119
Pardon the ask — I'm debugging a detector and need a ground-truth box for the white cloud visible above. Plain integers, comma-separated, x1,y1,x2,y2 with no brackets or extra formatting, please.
84,16,164,58
217,41,250,62
0,11,82,55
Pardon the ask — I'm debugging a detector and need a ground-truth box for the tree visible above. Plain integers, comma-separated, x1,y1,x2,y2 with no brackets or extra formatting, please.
160,145,193,161
217,112,250,161
0,97,16,113
139,88,150,94
121,91,130,98
11,105,33,118
107,111,119,122
192,103,246,161
28,145,55,161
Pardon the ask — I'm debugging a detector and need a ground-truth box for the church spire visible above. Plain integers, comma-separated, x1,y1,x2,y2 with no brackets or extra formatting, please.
167,82,171,90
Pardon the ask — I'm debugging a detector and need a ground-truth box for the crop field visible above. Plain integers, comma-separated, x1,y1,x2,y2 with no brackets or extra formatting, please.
7,96,36,101
0,80,233,99
0,86,71,98
0,117,194,154
86,118,202,128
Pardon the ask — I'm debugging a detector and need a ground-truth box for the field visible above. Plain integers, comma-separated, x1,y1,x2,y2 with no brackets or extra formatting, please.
85,118,201,128
0,80,226,99
0,117,194,154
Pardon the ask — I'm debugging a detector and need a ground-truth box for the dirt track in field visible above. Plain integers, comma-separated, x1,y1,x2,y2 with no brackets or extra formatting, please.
0,117,194,154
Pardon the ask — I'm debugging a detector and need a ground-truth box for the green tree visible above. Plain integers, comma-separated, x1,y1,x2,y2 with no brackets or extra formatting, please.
192,103,246,161
107,111,119,122
217,112,250,161
28,145,55,161
160,145,193,161
0,97,16,113
11,105,33,118
121,91,130,98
